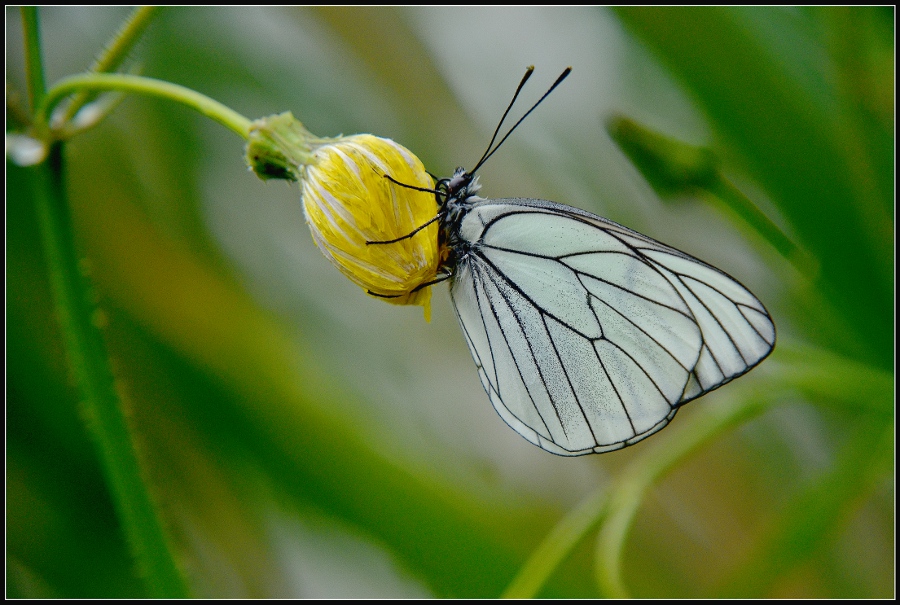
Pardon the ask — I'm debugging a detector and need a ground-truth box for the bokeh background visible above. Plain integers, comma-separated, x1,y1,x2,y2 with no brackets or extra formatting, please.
7,6,893,598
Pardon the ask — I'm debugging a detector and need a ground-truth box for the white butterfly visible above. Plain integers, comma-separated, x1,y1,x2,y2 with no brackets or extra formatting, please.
381,67,775,455
441,182,775,455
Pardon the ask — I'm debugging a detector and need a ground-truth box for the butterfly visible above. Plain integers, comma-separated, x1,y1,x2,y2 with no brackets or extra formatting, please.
380,67,775,456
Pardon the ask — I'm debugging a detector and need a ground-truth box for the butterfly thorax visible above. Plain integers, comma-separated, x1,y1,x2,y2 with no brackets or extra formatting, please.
437,168,483,271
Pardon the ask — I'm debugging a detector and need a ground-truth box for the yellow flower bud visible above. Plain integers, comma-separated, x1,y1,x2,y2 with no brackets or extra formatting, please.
300,134,440,320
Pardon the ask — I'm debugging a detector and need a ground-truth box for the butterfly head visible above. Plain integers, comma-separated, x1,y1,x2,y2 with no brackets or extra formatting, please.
437,167,482,210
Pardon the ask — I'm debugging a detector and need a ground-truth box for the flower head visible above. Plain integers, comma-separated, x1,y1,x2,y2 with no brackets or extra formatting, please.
301,135,440,319
246,115,440,319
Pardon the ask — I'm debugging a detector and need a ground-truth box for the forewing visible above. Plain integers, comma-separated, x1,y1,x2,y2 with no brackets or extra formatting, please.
450,199,775,456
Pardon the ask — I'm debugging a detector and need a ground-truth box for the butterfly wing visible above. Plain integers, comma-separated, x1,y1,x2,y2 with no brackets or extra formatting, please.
449,198,775,455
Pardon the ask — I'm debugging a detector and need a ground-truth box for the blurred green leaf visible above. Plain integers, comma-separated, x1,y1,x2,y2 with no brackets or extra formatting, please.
614,7,893,368
718,417,892,597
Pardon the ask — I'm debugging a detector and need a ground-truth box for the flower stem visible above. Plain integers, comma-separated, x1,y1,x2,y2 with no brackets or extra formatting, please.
40,73,253,139
22,13,188,595
61,6,163,124
21,7,47,112
29,143,191,598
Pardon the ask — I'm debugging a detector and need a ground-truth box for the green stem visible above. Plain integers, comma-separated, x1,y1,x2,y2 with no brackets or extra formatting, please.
40,73,253,139
61,6,163,124
21,6,47,112
595,386,775,598
29,144,190,598
502,485,610,598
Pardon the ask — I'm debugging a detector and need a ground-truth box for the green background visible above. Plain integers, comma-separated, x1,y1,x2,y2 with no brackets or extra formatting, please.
7,7,893,598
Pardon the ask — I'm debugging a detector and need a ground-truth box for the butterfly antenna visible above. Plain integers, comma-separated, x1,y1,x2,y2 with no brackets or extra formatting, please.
472,66,535,170
471,66,571,175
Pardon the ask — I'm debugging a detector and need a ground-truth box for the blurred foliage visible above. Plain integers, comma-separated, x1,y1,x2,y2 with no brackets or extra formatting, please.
6,7,893,598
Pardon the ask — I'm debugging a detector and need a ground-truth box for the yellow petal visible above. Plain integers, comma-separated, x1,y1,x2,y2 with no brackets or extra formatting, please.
301,135,440,319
